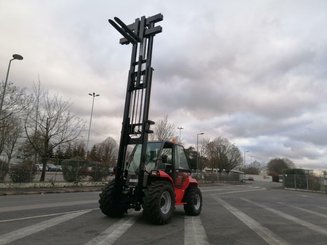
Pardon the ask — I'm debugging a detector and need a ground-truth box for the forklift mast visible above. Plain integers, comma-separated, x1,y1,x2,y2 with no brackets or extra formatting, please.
108,14,163,185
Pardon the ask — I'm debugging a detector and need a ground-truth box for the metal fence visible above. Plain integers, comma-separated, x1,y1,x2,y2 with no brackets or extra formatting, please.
192,171,243,184
0,170,112,184
0,159,116,185
1,169,244,185
283,173,327,193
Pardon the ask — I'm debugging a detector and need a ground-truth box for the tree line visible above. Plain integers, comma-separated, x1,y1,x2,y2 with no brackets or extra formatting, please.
0,82,117,182
0,81,297,182
153,115,297,180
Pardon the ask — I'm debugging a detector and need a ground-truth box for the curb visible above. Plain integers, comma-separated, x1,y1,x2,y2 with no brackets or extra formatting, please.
0,186,103,196
0,182,107,196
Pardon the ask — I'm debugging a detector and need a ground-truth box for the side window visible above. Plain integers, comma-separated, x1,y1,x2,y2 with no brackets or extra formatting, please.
175,145,190,170
161,148,173,164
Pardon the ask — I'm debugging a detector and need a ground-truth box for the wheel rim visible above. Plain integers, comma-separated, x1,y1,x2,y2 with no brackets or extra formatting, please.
160,191,172,214
194,193,201,210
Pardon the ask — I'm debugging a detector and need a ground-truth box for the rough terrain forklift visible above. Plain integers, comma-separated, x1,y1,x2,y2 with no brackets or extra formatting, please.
99,13,202,224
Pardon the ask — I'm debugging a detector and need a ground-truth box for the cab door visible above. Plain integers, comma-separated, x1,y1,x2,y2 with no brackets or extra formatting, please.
174,145,191,189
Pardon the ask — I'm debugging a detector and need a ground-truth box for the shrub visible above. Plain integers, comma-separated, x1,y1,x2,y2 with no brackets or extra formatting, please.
9,161,36,183
61,158,88,182
0,160,9,182
88,162,109,181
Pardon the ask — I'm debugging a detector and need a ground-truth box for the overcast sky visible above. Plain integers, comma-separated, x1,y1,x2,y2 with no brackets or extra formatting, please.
1,0,327,169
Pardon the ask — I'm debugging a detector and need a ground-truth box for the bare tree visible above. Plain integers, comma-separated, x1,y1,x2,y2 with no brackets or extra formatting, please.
267,158,294,182
24,88,85,181
204,137,242,172
88,137,117,167
153,115,175,141
3,115,22,164
0,82,30,157
0,82,30,122
240,160,261,174
32,81,41,165
0,122,6,156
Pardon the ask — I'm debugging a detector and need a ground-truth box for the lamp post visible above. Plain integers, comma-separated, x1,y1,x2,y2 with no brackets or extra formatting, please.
196,132,204,170
177,126,183,143
86,92,99,152
0,54,23,116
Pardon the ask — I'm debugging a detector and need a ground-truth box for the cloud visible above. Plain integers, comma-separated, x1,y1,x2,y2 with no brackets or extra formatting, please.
1,0,327,169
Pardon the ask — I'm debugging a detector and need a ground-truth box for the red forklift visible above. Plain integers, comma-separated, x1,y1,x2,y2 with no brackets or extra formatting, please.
99,14,202,224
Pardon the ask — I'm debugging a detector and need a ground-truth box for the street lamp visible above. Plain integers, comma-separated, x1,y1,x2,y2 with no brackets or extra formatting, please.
177,126,183,143
86,92,99,151
196,132,204,170
0,54,23,117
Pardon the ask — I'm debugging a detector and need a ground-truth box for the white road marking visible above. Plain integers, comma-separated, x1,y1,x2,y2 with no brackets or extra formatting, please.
202,188,265,195
242,198,327,236
318,206,327,211
84,216,136,245
201,188,239,193
278,202,327,219
202,185,244,189
201,185,264,193
212,196,289,245
0,209,91,244
0,208,97,223
0,200,97,213
184,216,209,245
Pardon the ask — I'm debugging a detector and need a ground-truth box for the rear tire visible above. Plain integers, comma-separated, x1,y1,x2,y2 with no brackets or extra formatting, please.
143,181,175,225
184,186,202,215
99,179,127,217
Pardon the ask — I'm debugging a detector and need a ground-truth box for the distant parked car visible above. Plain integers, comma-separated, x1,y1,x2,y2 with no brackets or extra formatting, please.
247,176,254,181
35,164,43,171
46,164,62,172
35,164,50,171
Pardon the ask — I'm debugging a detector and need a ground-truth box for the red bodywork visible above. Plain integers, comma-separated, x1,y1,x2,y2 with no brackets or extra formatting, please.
151,170,198,205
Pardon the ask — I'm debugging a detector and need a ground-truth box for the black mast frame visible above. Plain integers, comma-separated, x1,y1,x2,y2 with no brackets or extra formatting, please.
109,14,163,191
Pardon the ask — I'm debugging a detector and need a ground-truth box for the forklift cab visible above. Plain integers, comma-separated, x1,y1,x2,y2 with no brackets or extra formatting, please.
157,141,191,189
157,141,190,172
128,141,191,184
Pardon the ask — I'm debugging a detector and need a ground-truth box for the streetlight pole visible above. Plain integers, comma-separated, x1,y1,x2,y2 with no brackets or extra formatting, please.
86,92,99,152
177,126,183,143
196,132,204,170
0,54,23,117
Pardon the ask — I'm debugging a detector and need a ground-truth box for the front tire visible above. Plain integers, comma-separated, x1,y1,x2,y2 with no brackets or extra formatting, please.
99,179,127,217
143,181,175,225
184,186,202,215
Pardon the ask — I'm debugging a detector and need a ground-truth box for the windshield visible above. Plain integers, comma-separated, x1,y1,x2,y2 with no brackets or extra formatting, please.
127,142,162,173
